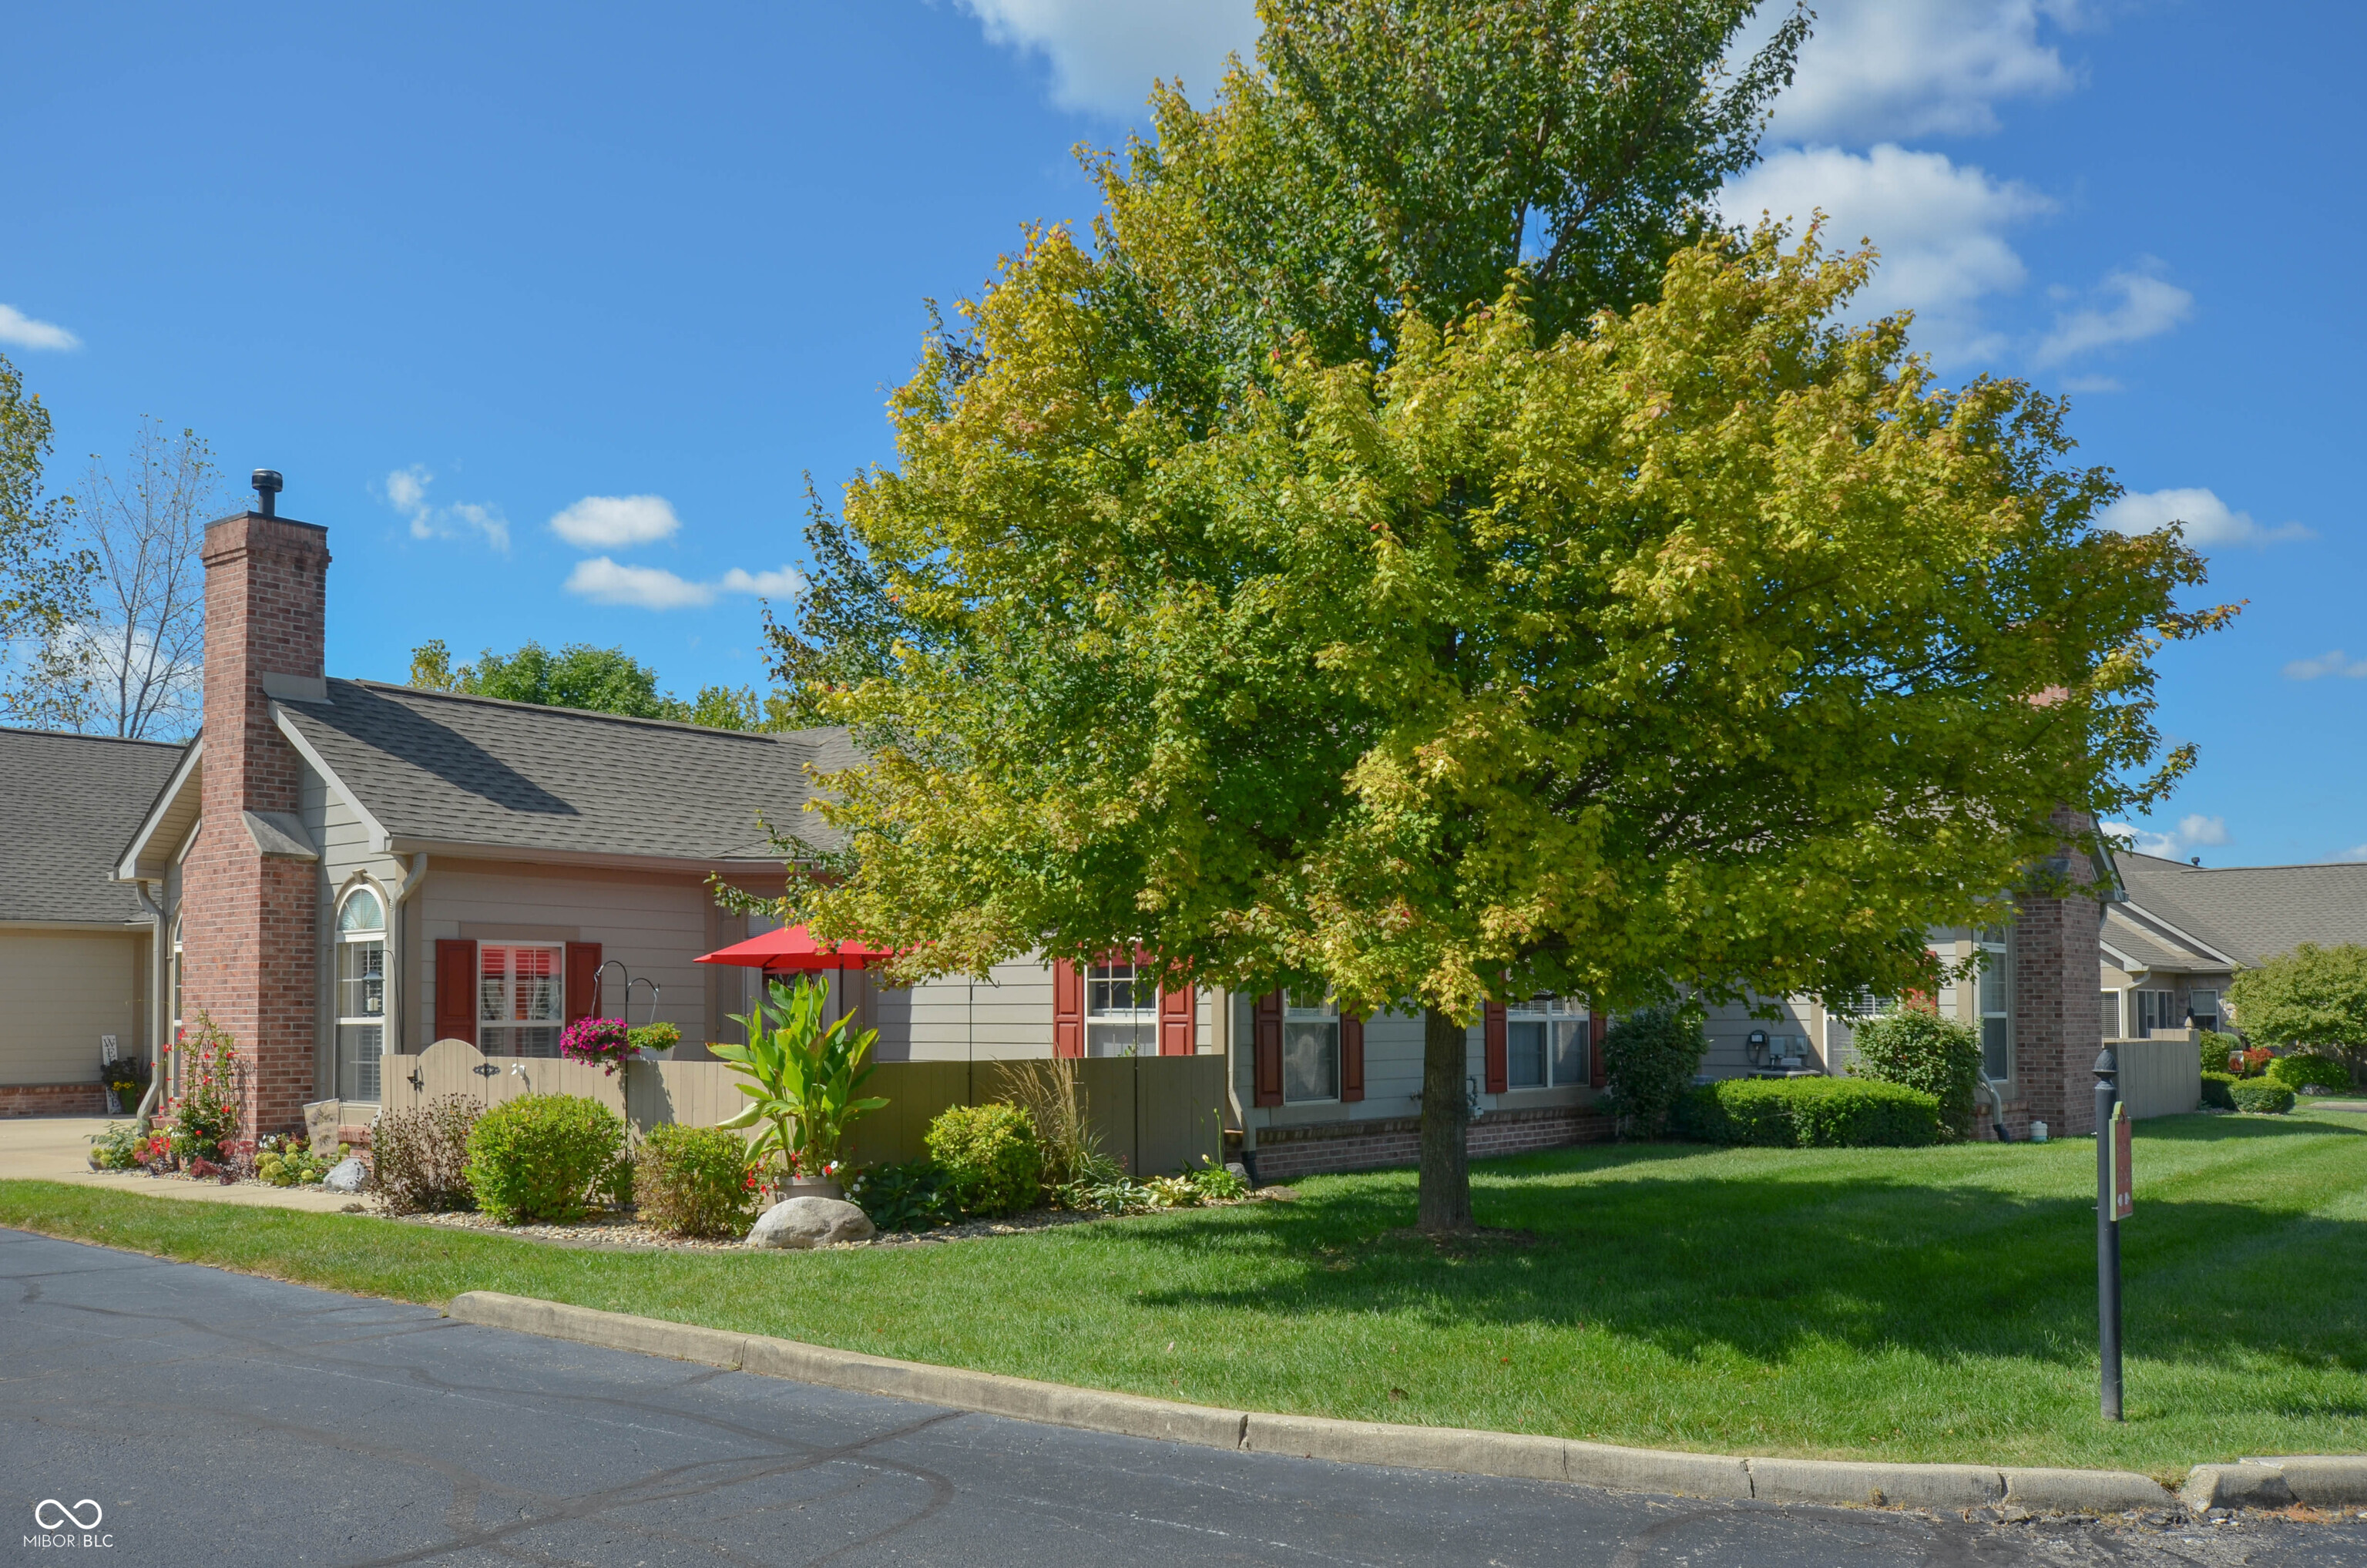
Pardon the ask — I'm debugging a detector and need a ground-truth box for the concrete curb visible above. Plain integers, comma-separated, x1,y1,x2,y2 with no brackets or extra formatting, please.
2183,1457,2367,1510
447,1291,2181,1513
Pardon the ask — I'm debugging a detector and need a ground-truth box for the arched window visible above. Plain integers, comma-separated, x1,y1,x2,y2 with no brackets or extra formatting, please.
336,887,386,1102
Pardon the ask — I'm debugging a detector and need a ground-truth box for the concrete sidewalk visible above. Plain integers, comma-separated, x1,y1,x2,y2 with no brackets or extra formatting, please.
0,1114,361,1213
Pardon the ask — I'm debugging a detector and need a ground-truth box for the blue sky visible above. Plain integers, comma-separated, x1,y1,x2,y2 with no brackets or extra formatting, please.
3,2,2360,866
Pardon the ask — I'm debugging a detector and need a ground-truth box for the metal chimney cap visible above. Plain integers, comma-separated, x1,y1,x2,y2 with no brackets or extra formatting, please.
251,469,283,517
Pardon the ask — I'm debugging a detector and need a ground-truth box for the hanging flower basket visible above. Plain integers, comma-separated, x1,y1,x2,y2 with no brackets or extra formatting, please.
559,1016,633,1076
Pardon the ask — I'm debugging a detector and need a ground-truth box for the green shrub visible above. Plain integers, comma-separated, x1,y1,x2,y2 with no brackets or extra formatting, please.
1848,1008,1983,1138
1674,1076,1942,1148
2201,1029,2244,1077
465,1093,627,1224
2198,1070,2237,1110
2267,1053,2352,1096
633,1123,757,1238
2230,1079,2295,1115
1190,1156,1251,1201
849,1158,955,1232
1600,1006,1709,1138
86,1122,143,1171
924,1103,1042,1217
370,1094,480,1214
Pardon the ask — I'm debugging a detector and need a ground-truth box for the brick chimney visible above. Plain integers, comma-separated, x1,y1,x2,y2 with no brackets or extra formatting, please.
2010,805,2109,1140
180,475,331,1144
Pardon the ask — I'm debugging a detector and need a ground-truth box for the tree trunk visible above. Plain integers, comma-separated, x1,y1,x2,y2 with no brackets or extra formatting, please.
1417,1006,1472,1234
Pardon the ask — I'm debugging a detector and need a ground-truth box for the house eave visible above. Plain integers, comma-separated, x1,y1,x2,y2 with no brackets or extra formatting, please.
381,836,799,879
114,739,203,881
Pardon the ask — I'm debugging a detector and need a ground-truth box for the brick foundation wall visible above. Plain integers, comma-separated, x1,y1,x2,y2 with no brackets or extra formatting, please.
0,1084,110,1116
1249,1104,1611,1182
183,511,331,1143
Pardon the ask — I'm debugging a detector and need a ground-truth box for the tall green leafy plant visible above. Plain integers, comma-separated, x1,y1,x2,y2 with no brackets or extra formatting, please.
717,975,889,1181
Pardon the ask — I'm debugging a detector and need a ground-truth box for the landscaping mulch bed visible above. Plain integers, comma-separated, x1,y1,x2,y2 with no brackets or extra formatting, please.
389,1202,1136,1253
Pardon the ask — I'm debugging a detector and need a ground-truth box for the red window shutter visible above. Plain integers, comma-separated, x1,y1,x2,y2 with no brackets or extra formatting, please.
1252,989,1284,1106
565,942,603,1023
1483,1002,1509,1095
1340,1011,1365,1102
1159,983,1194,1056
1053,959,1084,1058
434,938,478,1045
1590,1010,1609,1089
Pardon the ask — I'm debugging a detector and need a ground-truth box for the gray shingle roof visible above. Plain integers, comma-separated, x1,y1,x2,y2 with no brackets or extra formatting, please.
0,728,187,923
2100,902,2225,972
277,680,858,864
2114,851,2367,969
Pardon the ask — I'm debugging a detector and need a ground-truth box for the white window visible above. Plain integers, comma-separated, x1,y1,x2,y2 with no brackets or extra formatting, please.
1977,928,2012,1082
1085,962,1156,1057
1506,996,1591,1088
2134,989,2177,1036
335,888,386,1101
479,943,562,1056
2188,989,2221,1033
1282,992,1339,1103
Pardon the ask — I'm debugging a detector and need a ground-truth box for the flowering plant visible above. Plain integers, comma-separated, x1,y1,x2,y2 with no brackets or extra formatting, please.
559,1016,633,1076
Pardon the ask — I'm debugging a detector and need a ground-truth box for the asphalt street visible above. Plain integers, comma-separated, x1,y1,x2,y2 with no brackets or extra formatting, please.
6,1227,2364,1567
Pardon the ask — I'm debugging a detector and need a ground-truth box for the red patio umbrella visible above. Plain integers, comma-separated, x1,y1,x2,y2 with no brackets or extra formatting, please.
693,925,898,973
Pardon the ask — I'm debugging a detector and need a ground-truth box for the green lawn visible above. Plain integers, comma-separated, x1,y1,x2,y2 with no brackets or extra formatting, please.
8,1107,2366,1479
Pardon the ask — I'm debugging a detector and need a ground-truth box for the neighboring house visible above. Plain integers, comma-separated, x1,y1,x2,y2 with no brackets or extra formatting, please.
0,728,185,1113
2100,851,2367,1043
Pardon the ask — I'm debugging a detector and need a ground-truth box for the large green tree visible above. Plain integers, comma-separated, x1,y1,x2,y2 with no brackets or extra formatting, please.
762,2,2219,1233
0,351,98,727
2226,945,2367,1071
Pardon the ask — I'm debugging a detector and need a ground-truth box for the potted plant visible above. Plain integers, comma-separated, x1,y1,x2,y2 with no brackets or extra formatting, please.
715,975,888,1202
629,1021,681,1061
559,1016,633,1076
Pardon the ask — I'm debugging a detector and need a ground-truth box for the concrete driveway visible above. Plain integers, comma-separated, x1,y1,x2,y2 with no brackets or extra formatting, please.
0,1115,359,1212
7,1230,2362,1566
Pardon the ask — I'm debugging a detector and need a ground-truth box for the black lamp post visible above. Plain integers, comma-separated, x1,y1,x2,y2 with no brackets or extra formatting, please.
2095,1045,2123,1422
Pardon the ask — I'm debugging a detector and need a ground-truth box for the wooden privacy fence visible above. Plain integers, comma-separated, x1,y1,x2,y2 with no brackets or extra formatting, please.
2108,1032,2203,1120
393,1039,1227,1176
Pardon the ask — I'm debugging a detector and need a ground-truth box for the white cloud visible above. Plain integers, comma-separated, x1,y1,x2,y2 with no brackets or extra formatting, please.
0,304,81,352
549,494,681,549
2103,814,2228,861
2338,845,2367,864
959,0,1258,116
1721,143,2050,361
564,558,714,610
381,465,509,552
2284,650,2367,681
2033,261,2193,366
2101,821,2179,858
2059,374,2122,394
2097,486,2309,549
2178,814,2229,848
564,557,807,612
1755,0,2081,144
717,565,807,597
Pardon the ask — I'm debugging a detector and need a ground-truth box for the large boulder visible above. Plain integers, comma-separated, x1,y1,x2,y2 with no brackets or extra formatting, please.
747,1196,875,1250
321,1156,369,1194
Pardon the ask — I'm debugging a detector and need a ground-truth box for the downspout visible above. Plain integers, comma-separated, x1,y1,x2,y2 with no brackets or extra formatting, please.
133,880,168,1128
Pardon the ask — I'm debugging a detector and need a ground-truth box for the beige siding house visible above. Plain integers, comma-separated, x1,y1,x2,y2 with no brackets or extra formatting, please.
0,729,183,1115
